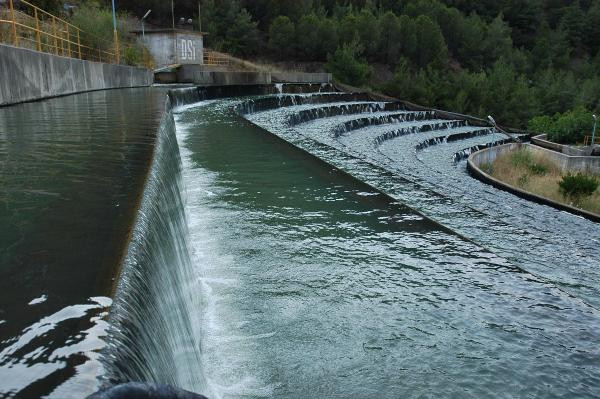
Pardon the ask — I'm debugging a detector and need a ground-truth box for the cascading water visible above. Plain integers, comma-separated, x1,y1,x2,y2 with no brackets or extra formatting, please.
88,84,600,399
102,99,206,393
243,85,600,310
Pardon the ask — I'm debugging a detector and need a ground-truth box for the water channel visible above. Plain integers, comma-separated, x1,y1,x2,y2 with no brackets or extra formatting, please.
0,86,599,398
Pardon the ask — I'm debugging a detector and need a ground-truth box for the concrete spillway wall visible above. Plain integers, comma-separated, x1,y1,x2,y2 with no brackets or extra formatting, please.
467,142,600,222
174,64,331,85
0,44,153,106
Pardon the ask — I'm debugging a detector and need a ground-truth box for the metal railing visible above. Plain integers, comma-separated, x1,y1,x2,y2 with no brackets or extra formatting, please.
1,0,119,64
203,49,230,66
584,135,599,146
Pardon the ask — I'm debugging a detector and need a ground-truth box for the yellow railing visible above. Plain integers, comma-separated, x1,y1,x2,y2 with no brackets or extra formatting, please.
0,0,119,64
203,49,230,66
583,135,599,146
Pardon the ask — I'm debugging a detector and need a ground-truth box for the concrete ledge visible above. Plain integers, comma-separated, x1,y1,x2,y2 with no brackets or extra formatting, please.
174,65,331,85
271,72,331,83
0,44,153,106
467,143,599,222
531,134,595,156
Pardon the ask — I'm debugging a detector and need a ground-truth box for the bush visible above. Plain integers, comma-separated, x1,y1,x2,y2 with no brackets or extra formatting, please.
269,16,295,59
559,173,598,201
326,39,371,87
528,107,594,144
510,148,548,175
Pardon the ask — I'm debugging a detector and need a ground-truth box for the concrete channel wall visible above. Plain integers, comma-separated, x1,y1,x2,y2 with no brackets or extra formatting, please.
0,44,153,106
175,64,331,85
467,143,600,221
530,134,595,156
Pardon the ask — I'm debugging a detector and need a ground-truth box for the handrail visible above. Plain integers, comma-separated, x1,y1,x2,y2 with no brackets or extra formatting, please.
584,135,599,146
203,49,230,66
0,0,147,65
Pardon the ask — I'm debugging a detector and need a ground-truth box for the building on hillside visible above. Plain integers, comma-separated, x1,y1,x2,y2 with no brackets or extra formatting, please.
131,29,204,68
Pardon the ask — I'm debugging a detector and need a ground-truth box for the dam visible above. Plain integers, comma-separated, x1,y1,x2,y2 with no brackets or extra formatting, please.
1,84,600,398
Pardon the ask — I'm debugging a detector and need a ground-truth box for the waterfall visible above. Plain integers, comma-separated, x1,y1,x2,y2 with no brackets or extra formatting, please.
101,98,206,395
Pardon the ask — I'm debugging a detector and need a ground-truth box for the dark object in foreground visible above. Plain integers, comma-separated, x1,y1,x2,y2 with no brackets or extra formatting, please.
88,383,209,399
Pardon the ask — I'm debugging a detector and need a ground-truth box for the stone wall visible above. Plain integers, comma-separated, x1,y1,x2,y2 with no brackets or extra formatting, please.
0,44,153,106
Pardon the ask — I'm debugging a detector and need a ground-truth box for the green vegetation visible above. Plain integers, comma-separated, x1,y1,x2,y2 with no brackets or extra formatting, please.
489,148,600,214
326,39,371,87
559,173,599,202
195,0,600,130
32,0,600,130
510,148,548,175
528,107,595,144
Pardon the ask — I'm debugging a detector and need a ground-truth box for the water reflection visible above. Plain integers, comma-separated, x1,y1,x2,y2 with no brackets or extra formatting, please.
0,88,166,398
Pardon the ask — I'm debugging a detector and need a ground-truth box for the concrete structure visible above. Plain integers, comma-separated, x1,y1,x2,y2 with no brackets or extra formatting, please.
467,143,600,221
0,44,153,106
175,64,331,85
531,133,598,156
132,29,204,68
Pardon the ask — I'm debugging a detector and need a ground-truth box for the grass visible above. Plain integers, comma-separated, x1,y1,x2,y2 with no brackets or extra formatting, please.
487,148,600,215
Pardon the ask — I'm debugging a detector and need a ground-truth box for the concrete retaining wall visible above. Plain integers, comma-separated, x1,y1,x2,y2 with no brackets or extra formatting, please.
175,65,331,85
271,72,331,83
531,134,594,156
0,44,153,106
467,143,599,221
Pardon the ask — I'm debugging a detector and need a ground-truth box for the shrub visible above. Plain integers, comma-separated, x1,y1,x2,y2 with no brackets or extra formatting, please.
529,163,548,176
510,148,548,175
510,148,533,167
559,173,598,201
269,16,295,59
480,162,493,174
528,107,594,144
326,39,371,87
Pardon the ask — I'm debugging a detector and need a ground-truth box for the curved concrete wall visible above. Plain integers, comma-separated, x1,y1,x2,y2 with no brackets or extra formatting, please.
467,143,599,222
0,44,153,106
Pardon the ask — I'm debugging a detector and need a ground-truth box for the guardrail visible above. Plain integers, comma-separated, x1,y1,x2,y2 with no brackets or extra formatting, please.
584,135,599,146
0,0,150,66
203,49,229,66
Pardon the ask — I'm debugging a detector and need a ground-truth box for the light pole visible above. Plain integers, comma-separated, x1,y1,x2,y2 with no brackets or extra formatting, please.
592,114,598,146
141,9,151,39
488,115,517,142
111,0,119,63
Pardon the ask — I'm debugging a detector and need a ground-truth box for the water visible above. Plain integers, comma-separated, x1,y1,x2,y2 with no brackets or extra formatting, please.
245,94,600,310
0,88,167,398
142,97,600,398
3,85,600,398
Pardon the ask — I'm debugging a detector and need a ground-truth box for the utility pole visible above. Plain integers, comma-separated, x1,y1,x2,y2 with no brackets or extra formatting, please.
592,114,598,147
111,0,119,63
171,0,177,63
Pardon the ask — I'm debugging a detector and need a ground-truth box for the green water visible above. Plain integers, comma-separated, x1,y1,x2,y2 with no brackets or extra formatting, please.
171,100,600,398
0,88,166,398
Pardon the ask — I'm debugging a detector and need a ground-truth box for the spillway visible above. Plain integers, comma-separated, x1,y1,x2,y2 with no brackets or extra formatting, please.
1,85,600,398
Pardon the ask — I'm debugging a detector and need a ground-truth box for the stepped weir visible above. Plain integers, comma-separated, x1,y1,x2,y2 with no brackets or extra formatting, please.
1,84,600,398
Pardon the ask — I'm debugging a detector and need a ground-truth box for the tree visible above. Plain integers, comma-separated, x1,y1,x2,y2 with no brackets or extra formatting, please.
269,16,295,58
224,8,260,56
397,15,417,60
356,9,379,59
317,17,339,60
414,15,447,67
326,39,371,86
378,11,402,64
338,12,359,45
296,13,321,60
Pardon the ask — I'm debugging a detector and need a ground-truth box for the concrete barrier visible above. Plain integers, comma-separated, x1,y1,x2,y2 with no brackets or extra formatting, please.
271,72,331,83
174,65,331,85
531,134,594,156
0,44,153,106
467,143,599,221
